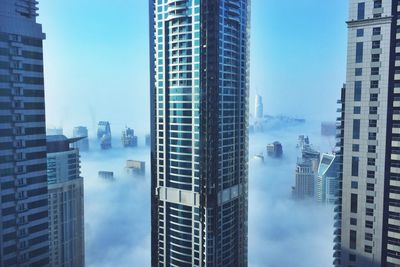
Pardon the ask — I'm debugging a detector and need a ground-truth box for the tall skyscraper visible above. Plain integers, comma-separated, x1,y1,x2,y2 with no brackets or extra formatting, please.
0,1,49,266
334,1,400,266
292,158,316,200
46,135,85,267
315,153,338,204
72,126,89,152
150,0,250,266
255,94,263,119
97,121,111,149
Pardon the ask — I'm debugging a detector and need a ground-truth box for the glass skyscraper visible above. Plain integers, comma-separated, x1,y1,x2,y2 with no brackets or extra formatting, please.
0,1,49,266
149,0,250,266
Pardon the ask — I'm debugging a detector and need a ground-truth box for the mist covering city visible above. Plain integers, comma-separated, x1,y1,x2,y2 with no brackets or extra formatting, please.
40,0,346,266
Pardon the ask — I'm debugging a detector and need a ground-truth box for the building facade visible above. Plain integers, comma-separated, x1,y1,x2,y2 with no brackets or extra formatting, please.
150,0,251,266
47,136,85,267
334,1,400,266
0,1,49,266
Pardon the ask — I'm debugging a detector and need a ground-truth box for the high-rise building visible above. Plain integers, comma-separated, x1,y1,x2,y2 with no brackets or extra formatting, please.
72,126,89,152
150,0,251,266
334,2,400,266
121,127,138,148
46,135,85,267
255,94,263,119
292,158,315,200
292,138,320,200
315,153,338,204
0,1,50,266
97,121,111,149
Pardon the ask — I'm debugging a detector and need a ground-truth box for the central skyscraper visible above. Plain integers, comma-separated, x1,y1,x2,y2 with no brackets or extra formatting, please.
150,0,250,266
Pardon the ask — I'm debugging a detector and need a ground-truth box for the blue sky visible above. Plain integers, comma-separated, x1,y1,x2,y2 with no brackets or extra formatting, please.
38,0,348,137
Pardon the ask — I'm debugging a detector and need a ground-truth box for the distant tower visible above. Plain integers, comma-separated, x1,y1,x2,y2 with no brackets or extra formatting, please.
46,135,85,267
121,127,138,148
73,126,89,151
255,94,264,119
292,159,315,200
315,153,338,204
97,121,111,149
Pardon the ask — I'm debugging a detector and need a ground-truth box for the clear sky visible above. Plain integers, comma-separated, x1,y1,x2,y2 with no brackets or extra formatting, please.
37,0,348,137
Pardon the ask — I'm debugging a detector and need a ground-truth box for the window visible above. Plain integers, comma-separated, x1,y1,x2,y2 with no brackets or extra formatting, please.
352,144,360,152
349,254,356,262
367,171,375,178
366,196,374,204
371,80,379,88
365,220,373,228
366,208,374,216
371,67,379,75
368,145,376,153
372,41,380,49
354,106,361,114
351,218,357,225
354,81,362,101
355,68,363,76
350,230,357,249
357,2,365,20
370,94,378,101
351,193,358,213
353,119,360,139
367,183,374,191
365,245,372,253
352,181,358,189
365,233,373,241
374,0,382,8
368,132,377,140
356,42,364,63
357,29,364,37
369,107,378,115
367,158,376,166
352,157,359,176
373,27,381,36
372,54,380,62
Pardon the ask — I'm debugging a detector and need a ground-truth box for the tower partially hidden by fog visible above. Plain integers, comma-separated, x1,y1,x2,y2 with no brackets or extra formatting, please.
149,0,250,266
255,94,263,120
0,1,49,266
334,1,400,266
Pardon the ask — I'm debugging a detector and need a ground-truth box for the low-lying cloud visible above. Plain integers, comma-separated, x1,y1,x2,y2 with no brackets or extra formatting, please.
81,122,334,267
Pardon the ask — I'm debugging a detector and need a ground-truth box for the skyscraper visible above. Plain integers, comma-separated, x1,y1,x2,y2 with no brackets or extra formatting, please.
121,127,138,148
46,135,85,267
255,94,263,120
97,121,111,149
0,1,49,266
334,1,400,266
315,153,338,204
150,0,250,266
72,126,89,152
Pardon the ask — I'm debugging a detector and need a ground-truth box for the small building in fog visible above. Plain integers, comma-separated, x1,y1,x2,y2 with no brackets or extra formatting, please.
267,141,283,158
125,160,145,176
